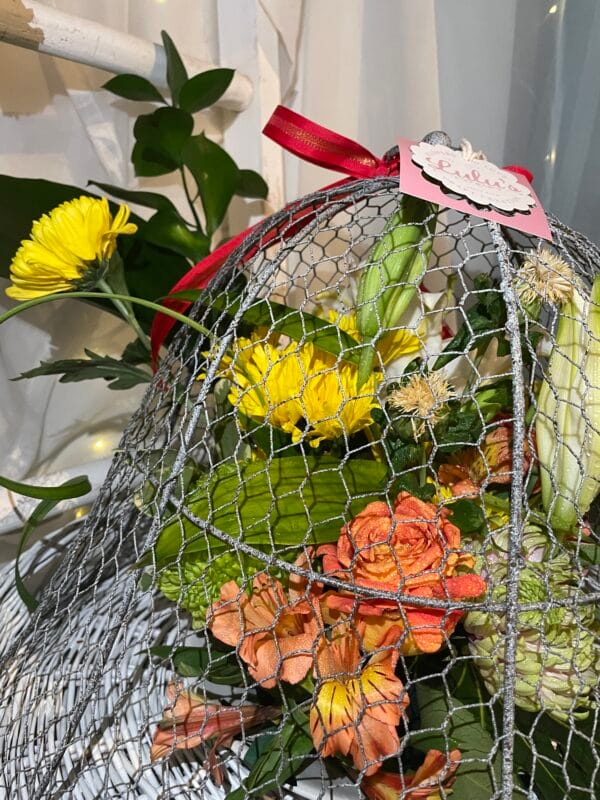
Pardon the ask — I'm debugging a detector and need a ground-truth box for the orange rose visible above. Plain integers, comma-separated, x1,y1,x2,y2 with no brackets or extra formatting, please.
321,492,474,594
319,492,486,654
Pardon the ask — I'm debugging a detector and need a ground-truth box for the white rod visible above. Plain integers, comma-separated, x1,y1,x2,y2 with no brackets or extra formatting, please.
0,0,253,111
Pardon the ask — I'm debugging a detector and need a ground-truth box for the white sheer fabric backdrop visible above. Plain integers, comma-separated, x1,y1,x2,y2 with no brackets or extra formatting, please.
1,0,598,554
290,0,600,245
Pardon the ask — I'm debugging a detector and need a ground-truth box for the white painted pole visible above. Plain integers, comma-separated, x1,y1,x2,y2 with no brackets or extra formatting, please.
0,0,253,111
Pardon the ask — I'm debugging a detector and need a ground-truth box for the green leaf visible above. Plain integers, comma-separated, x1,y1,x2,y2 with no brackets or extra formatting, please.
385,439,423,474
14,349,152,391
413,662,504,800
121,337,152,366
141,210,210,262
117,235,190,330
236,169,269,200
103,74,166,104
161,30,188,104
447,498,486,534
179,68,234,113
228,710,313,800
151,645,243,684
183,134,239,235
513,710,600,799
434,405,483,453
89,182,179,215
170,290,362,365
434,279,507,371
473,380,513,422
154,456,390,565
13,475,91,611
132,107,193,177
0,473,90,501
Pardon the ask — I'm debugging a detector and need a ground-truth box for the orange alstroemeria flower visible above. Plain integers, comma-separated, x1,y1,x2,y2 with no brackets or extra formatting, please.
310,626,409,776
151,683,278,784
319,492,486,654
208,573,321,688
362,749,461,799
438,421,531,497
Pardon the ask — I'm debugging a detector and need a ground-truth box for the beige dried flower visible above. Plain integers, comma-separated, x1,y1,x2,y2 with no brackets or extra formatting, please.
516,246,578,309
388,372,454,437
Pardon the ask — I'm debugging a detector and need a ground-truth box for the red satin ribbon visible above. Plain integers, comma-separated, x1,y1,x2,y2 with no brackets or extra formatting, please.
262,105,396,178
150,106,533,365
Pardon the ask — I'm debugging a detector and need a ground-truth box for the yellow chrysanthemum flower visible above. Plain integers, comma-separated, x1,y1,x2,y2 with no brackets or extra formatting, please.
328,310,421,368
6,196,137,301
225,335,379,448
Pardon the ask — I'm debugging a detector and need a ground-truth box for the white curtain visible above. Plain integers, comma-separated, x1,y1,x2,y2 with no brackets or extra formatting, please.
1,0,598,545
289,0,600,242
0,0,303,545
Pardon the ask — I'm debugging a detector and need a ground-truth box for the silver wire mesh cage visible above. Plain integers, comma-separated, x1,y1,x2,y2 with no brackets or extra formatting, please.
1,168,600,800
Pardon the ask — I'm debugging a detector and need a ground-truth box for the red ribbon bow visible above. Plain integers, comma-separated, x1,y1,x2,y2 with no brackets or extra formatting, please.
149,106,532,364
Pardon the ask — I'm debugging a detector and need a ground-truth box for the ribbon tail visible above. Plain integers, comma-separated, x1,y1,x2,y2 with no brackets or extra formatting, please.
263,105,384,179
149,228,250,367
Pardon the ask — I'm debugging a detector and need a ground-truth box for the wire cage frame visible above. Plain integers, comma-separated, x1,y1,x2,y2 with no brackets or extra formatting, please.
1,166,600,800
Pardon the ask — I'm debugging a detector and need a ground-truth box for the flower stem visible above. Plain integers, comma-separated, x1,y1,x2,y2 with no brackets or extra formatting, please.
180,167,203,232
0,292,213,343
98,279,151,350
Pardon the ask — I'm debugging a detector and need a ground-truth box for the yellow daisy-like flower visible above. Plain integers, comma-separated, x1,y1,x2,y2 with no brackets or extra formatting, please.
226,336,305,434
328,310,421,368
298,343,379,446
225,335,379,448
6,196,137,301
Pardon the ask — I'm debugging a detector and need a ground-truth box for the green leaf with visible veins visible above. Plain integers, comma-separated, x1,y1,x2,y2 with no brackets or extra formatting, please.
153,456,389,565
14,349,152,391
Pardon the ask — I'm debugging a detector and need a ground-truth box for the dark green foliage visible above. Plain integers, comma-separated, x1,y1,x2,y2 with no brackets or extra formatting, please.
15,349,152,391
103,74,166,104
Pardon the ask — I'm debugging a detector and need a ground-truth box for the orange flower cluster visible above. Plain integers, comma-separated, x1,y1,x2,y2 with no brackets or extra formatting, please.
197,491,484,783
439,421,532,498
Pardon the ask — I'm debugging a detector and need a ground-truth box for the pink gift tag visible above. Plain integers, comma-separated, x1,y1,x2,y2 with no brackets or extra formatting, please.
397,137,552,241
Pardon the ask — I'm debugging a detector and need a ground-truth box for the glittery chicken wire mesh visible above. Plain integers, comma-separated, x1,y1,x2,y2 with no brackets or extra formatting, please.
1,175,599,800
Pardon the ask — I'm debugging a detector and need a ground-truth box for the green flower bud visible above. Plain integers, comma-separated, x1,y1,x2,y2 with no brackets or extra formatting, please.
465,557,599,721
158,551,247,626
